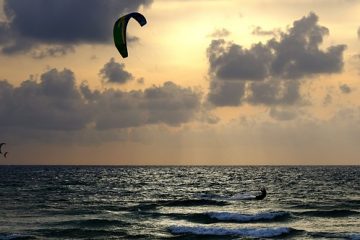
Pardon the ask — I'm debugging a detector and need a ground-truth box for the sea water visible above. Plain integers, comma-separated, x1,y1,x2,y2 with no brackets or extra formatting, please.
0,166,359,239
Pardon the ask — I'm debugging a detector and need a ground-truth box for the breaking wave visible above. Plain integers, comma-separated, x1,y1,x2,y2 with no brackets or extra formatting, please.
169,226,294,238
206,210,290,222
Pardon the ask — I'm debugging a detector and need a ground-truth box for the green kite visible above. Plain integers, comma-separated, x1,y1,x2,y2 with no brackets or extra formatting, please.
113,12,147,58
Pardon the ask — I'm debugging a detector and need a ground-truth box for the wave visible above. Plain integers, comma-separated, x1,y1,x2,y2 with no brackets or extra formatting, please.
195,192,257,201
0,233,35,240
110,199,230,212
42,208,100,216
296,209,359,217
287,199,360,210
206,211,290,222
168,226,294,238
144,210,290,224
33,228,127,239
99,203,159,212
160,199,229,207
309,231,360,239
49,218,130,228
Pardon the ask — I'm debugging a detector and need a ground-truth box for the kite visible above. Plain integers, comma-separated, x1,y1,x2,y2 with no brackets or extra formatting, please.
113,12,147,58
0,142,8,158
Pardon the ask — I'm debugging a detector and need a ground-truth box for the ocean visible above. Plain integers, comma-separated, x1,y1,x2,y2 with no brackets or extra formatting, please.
0,166,359,239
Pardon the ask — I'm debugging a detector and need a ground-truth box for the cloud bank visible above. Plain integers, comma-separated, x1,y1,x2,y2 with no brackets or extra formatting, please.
207,12,346,107
0,0,152,56
0,68,201,143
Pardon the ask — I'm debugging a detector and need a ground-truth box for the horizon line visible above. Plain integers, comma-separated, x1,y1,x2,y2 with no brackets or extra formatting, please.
0,164,358,167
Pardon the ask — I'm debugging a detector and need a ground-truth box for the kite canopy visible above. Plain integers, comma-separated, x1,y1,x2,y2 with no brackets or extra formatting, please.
113,12,147,58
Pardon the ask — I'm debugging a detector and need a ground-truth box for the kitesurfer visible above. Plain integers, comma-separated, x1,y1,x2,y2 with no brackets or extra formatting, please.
255,187,266,200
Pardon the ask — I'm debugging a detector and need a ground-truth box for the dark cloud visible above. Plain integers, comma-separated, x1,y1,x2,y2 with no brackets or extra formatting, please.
339,84,351,94
93,89,147,130
99,58,133,84
209,28,230,38
207,80,245,106
248,80,300,105
271,13,345,79
252,26,278,37
0,69,91,131
75,81,202,130
207,12,346,106
0,68,201,141
207,40,273,81
0,22,11,44
31,45,75,59
142,82,201,126
0,0,152,56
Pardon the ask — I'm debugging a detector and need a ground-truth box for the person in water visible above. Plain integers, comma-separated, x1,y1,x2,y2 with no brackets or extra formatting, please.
255,187,266,200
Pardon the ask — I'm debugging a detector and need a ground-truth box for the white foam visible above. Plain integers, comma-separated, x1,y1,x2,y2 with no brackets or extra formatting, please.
207,211,288,222
169,226,292,238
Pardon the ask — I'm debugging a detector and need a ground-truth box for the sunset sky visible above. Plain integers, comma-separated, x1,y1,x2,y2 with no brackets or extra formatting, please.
0,0,359,165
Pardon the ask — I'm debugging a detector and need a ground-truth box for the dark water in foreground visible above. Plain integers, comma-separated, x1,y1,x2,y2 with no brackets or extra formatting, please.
0,166,359,239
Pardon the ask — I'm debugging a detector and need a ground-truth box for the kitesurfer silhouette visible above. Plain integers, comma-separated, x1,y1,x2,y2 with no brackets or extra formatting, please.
255,187,266,200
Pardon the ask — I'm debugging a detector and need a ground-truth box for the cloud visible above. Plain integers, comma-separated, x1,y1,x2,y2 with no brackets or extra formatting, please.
209,28,231,38
142,82,201,126
252,26,278,37
99,58,133,84
358,27,360,39
0,69,91,131
31,45,75,59
0,68,202,142
207,12,346,107
0,0,152,56
93,81,202,130
248,80,301,105
207,40,273,81
269,107,297,121
137,78,145,84
207,80,245,106
339,84,351,94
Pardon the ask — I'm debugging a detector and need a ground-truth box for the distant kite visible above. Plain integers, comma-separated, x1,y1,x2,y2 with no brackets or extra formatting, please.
113,12,147,58
0,143,5,154
0,142,8,158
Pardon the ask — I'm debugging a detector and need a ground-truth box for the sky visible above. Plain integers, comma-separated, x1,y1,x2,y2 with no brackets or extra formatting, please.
0,0,359,165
